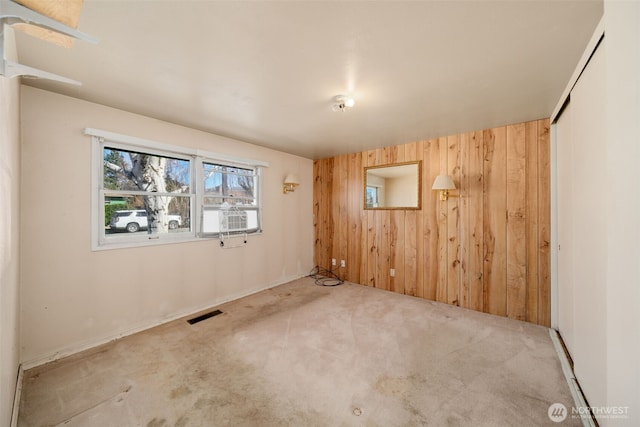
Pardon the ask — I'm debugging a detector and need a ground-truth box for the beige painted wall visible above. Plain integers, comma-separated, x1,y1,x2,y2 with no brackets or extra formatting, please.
0,76,21,425
556,42,608,416
604,1,640,424
386,174,417,207
20,86,314,365
554,3,639,424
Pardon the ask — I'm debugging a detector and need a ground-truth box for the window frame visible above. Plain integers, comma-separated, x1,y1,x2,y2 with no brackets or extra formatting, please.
100,140,196,244
199,161,262,237
88,128,267,251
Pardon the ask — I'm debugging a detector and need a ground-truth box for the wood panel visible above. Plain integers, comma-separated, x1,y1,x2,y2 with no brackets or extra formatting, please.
365,150,378,287
366,150,377,287
459,132,470,308
483,126,507,317
390,146,406,294
525,121,539,323
313,160,322,267
436,137,448,303
537,119,551,326
337,154,348,276
468,130,484,311
375,148,390,292
347,152,362,283
447,134,461,306
506,123,527,321
312,119,551,326
404,141,422,297
390,210,405,293
424,138,440,301
313,158,333,270
376,210,390,291
359,153,369,283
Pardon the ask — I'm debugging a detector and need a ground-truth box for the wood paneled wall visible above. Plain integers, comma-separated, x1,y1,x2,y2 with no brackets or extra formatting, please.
313,119,551,326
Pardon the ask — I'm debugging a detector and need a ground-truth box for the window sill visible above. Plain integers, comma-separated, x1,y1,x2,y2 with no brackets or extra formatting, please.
92,231,263,252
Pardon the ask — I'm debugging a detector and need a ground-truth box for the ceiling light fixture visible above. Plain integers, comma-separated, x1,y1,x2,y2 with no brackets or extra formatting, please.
332,95,355,112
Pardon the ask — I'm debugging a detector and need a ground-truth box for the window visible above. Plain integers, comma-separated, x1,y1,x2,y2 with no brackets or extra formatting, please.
201,163,260,235
366,186,379,208
99,144,194,246
90,129,266,250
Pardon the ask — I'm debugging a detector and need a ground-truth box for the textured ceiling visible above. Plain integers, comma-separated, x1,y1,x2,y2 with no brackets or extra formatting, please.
15,0,603,159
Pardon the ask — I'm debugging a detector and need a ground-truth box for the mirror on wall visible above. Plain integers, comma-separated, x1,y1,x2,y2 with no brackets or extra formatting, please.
364,161,422,210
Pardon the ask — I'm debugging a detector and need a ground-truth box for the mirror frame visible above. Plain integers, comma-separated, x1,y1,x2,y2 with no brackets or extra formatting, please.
363,160,422,210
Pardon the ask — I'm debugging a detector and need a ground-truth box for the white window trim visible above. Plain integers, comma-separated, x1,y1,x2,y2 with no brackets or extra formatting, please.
199,159,262,237
85,128,269,168
88,128,267,251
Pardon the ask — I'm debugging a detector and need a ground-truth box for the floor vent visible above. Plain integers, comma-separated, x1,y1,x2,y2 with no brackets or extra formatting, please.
187,309,223,325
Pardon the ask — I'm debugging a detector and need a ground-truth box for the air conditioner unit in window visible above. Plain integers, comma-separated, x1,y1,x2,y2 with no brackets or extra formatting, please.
220,209,247,232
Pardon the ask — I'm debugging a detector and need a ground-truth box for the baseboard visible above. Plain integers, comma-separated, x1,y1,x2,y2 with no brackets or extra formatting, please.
21,273,307,370
10,364,23,427
549,328,597,427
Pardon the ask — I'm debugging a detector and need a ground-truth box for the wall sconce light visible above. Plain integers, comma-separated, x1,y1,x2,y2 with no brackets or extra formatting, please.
283,174,300,194
431,175,456,201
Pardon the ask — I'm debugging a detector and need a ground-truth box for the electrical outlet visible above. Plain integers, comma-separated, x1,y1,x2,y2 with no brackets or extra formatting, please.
390,268,395,277
331,258,336,266
340,260,346,268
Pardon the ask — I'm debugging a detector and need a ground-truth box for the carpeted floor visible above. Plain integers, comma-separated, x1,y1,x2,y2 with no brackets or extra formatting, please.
18,277,580,426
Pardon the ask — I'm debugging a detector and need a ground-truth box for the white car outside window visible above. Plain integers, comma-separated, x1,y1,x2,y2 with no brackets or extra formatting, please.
109,210,181,233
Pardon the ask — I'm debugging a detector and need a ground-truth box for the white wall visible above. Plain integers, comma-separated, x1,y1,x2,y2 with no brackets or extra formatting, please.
555,102,575,356
554,2,639,424
20,86,314,366
0,76,21,425
386,174,418,207
604,0,640,423
559,42,608,412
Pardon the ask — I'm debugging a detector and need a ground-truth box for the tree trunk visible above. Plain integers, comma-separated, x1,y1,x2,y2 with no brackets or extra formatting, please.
131,154,170,233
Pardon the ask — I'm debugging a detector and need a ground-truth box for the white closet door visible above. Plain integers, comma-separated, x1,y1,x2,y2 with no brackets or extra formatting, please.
555,40,607,412
556,101,575,357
